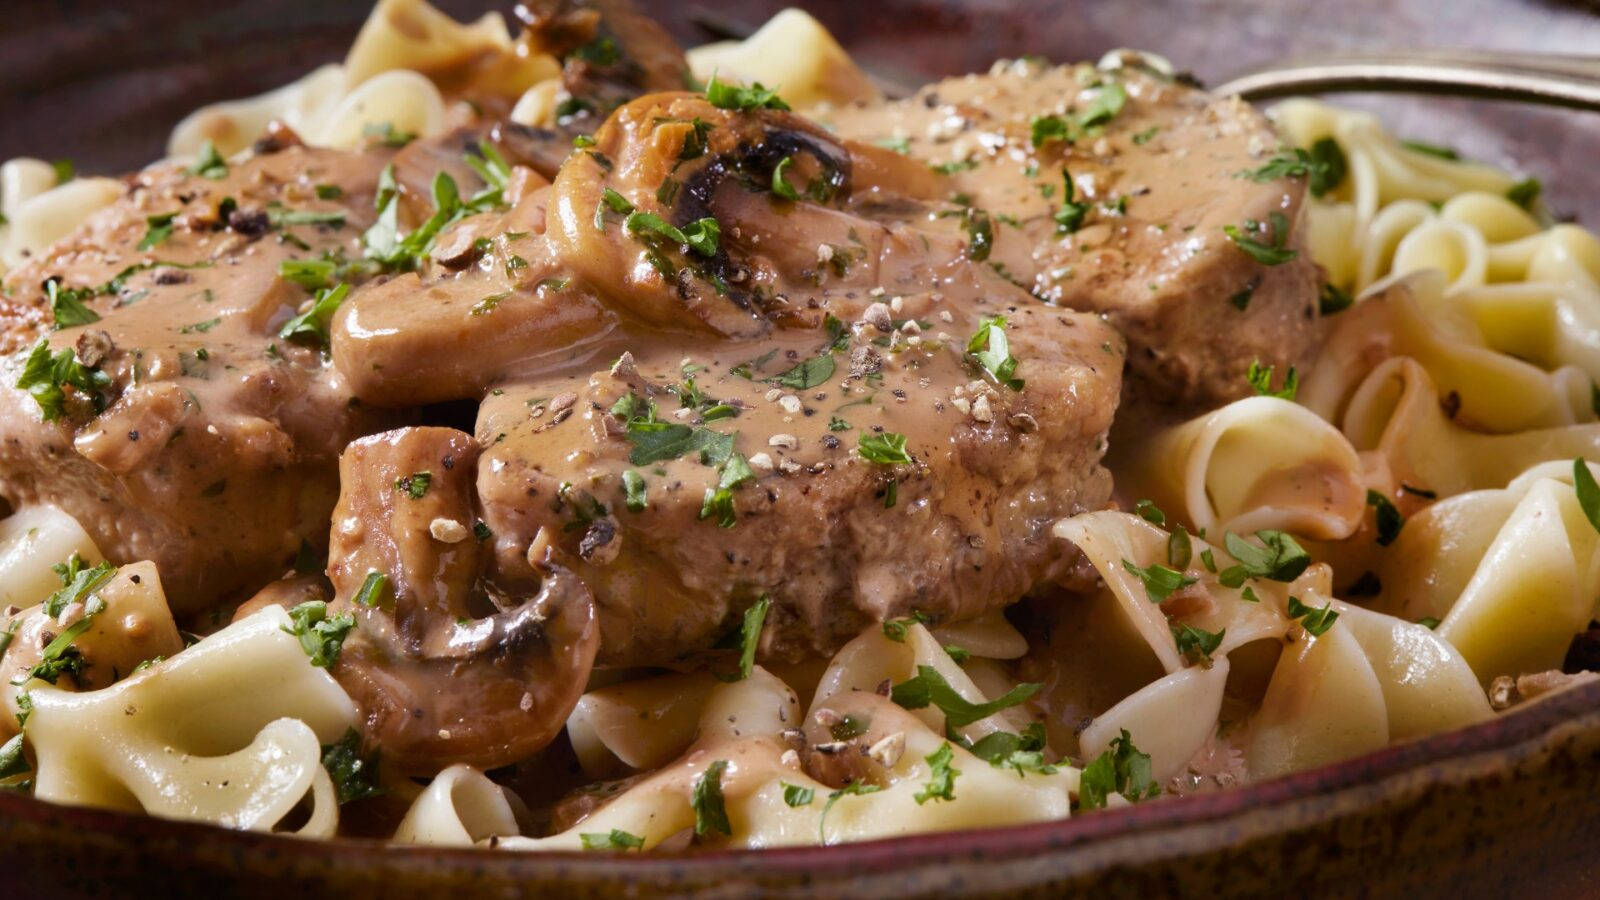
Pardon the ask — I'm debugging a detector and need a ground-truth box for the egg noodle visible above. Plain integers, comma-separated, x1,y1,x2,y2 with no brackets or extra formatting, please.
0,0,1596,852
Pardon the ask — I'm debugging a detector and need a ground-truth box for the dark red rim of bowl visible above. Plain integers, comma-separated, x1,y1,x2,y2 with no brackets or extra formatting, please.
3,671,1596,890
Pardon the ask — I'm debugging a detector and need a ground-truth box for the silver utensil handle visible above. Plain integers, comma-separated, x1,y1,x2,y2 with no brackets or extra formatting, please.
1214,52,1600,112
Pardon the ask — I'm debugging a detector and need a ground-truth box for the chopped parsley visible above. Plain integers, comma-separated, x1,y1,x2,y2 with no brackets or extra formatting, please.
1076,729,1159,809
1134,499,1166,526
1029,81,1127,149
188,140,228,179
819,782,881,842
913,743,960,804
1506,177,1541,211
1286,595,1340,636
1319,282,1354,315
1078,81,1127,128
1168,528,1193,569
704,73,790,111
1242,138,1347,197
281,600,356,668
277,282,350,349
621,470,648,512
1366,490,1403,545
890,665,1041,727
1053,169,1091,234
962,723,1057,776
858,431,911,465
1218,530,1311,587
1122,559,1195,604
691,759,732,836
15,338,111,422
0,733,28,782
580,829,645,851
321,728,381,804
17,596,105,686
1418,616,1441,630
1172,622,1224,664
138,212,177,251
362,121,415,148
352,570,391,608
1401,139,1459,160
1224,212,1297,265
781,782,815,807
771,353,835,390
1246,359,1298,400
1574,458,1600,534
771,156,803,201
625,211,720,257
966,315,1023,390
46,279,100,327
959,207,993,261
882,611,931,642
715,595,770,682
394,471,431,499
700,452,754,528
45,555,115,617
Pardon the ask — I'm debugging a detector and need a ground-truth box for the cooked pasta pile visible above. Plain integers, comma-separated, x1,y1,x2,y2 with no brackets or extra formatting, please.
1,0,1597,852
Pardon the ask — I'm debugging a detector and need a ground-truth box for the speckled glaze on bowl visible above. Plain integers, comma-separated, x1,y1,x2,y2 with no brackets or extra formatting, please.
3,1,1600,896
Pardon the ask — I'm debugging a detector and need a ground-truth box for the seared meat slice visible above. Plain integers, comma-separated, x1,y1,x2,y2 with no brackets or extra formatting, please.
464,96,1121,666
475,304,1122,667
0,142,392,614
826,61,1323,410
329,93,1122,666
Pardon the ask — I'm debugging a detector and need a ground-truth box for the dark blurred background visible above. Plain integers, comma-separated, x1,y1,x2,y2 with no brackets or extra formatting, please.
2,0,1598,219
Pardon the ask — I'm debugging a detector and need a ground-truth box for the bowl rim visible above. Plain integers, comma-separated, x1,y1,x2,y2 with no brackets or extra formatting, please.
3,671,1595,885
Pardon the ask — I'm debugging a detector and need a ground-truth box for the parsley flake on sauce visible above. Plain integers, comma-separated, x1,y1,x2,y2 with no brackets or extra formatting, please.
966,315,1024,390
704,73,790,111
281,600,356,668
858,432,911,465
1224,212,1297,265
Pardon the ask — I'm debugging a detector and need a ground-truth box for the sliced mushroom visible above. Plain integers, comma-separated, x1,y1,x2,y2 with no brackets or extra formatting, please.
326,427,599,771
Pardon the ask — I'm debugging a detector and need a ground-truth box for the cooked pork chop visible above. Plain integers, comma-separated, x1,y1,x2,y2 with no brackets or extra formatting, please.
0,141,392,613
826,60,1323,410
330,94,1124,665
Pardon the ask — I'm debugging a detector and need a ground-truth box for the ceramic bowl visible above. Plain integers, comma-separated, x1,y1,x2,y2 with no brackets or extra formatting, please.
3,1,1599,896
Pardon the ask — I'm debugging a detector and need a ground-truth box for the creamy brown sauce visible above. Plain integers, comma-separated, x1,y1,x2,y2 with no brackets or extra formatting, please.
0,9,1326,773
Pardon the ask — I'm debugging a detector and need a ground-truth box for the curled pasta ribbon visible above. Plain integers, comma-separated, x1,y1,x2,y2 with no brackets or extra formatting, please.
1,561,183,737
0,504,104,612
1054,511,1488,784
343,0,554,95
1303,272,1593,434
1053,511,1286,675
684,8,883,110
1332,355,1600,497
168,0,556,159
813,621,1032,742
21,607,358,836
1272,98,1514,290
1117,396,1367,542
563,612,1033,781
0,160,123,272
503,667,1078,851
393,764,521,846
